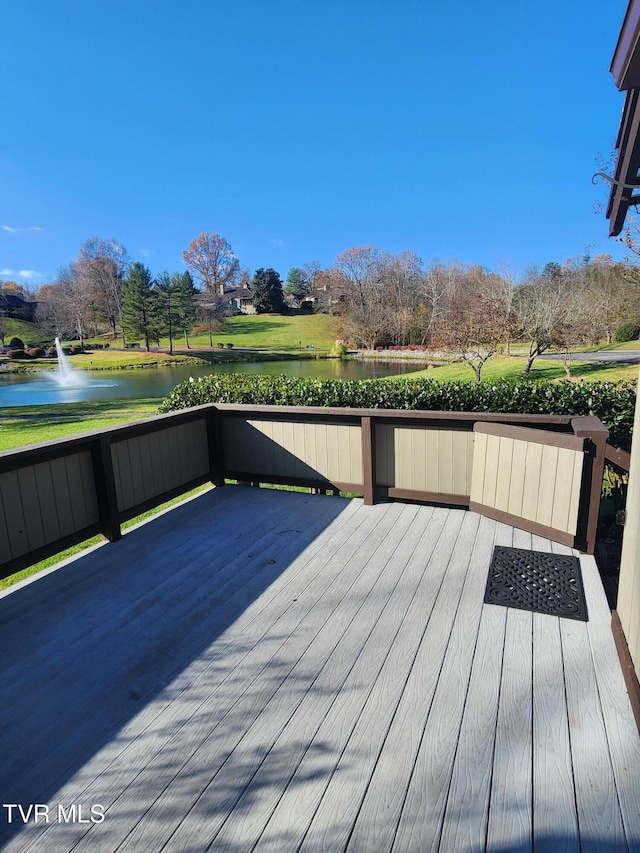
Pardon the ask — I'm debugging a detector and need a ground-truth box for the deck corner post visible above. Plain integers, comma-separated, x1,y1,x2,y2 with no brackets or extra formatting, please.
206,407,226,487
361,415,375,506
92,436,121,542
571,416,609,554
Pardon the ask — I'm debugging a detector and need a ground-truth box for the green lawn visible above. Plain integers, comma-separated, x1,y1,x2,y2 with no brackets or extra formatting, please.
0,399,159,452
185,311,338,350
405,354,640,384
2,318,48,346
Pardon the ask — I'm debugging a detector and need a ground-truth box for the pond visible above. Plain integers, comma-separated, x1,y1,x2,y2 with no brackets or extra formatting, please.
0,358,429,408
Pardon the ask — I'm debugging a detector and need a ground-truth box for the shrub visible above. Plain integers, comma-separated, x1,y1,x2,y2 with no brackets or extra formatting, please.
158,374,637,448
614,322,640,343
7,349,29,359
26,347,45,358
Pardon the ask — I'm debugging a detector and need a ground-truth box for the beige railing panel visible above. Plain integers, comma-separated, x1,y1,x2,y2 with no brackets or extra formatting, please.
470,428,584,537
375,424,475,495
222,418,363,485
111,419,209,513
0,451,99,564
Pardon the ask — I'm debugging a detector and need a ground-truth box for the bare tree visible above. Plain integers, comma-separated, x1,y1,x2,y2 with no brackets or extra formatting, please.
513,267,569,373
195,292,229,347
35,282,73,340
182,232,240,294
430,265,514,382
75,237,129,341
60,264,95,350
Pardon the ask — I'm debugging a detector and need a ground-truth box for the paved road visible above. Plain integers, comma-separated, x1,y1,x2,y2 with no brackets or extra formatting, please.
537,350,640,363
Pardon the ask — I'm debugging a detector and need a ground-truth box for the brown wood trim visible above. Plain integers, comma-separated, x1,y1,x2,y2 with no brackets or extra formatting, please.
607,88,640,235
610,0,640,89
0,523,103,583
0,404,580,475
214,402,575,426
388,488,469,506
106,409,210,442
116,474,212,524
605,443,632,472
577,429,609,556
474,421,585,451
468,501,576,548
361,416,374,506
91,437,121,542
0,436,101,474
570,416,610,441
611,610,640,735
224,470,363,495
206,409,226,486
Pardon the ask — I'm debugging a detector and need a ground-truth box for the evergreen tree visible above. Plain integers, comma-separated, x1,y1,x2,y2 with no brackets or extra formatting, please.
155,271,176,354
284,267,310,299
122,262,162,351
173,271,198,348
252,268,285,313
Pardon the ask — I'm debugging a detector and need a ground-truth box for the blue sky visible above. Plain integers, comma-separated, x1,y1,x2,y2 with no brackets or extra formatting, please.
0,0,631,287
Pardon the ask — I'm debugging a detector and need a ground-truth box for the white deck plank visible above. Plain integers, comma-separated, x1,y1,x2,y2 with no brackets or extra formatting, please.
255,507,456,853
207,505,432,852
0,486,326,790
95,501,412,853
561,614,628,851
554,543,640,850
485,605,534,851
437,520,514,852
532,612,580,852
9,495,368,853
300,511,482,852
159,503,425,853
1,495,639,853
389,517,515,853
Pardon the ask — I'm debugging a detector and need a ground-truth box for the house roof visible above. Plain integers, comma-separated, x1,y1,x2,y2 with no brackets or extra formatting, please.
219,287,254,304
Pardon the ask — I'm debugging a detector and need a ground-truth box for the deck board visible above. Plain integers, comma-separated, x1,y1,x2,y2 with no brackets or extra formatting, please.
0,487,639,853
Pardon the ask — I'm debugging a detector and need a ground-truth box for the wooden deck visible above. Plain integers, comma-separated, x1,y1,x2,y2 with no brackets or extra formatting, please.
0,486,639,852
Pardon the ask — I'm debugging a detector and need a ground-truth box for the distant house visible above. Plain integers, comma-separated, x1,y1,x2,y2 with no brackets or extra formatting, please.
0,291,38,322
219,286,256,315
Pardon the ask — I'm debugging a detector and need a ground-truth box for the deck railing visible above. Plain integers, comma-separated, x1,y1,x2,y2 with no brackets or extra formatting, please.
0,403,610,581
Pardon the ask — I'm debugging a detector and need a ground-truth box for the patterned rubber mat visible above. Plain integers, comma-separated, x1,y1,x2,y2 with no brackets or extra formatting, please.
484,546,588,621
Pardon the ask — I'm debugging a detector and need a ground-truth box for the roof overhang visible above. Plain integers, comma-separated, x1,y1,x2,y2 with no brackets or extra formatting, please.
611,0,640,88
607,0,640,235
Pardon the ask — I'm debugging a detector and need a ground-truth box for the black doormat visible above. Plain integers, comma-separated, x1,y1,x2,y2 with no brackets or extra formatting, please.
484,546,588,621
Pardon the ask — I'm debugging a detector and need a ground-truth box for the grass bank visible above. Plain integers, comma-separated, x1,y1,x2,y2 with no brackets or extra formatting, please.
0,398,159,452
403,354,639,384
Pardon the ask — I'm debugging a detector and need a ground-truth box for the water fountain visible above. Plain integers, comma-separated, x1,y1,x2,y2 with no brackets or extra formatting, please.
49,337,88,387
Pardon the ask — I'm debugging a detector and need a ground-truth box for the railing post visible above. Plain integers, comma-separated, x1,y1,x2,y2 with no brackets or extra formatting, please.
91,436,121,542
572,416,609,554
361,416,375,506
206,408,226,487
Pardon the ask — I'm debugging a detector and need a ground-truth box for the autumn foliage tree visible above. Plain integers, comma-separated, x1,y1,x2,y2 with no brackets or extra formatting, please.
431,266,514,382
182,232,239,294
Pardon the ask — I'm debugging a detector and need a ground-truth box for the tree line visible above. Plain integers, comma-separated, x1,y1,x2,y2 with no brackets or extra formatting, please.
7,231,640,379
27,233,291,352
322,246,640,380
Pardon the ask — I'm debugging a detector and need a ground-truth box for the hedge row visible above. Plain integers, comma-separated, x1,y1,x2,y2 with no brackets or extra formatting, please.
158,374,637,448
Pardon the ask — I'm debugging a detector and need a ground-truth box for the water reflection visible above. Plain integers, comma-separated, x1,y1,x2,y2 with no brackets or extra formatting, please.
0,359,427,408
